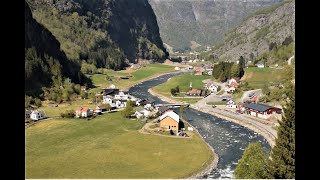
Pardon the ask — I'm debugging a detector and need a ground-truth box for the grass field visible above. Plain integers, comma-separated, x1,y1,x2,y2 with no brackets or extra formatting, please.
152,73,210,100
89,64,176,91
39,100,97,117
26,112,213,178
242,67,283,88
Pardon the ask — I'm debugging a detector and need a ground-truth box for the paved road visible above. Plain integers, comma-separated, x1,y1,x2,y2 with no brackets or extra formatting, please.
194,94,277,146
241,89,262,103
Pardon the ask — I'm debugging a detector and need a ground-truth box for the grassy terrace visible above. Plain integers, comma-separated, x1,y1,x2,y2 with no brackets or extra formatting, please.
152,73,210,103
89,64,176,92
241,67,283,89
26,112,213,178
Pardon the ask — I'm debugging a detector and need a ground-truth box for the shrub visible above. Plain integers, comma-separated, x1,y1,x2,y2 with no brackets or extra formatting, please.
60,109,76,118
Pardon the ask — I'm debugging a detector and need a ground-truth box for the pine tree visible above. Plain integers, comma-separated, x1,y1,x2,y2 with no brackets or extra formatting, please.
267,86,295,179
235,142,268,179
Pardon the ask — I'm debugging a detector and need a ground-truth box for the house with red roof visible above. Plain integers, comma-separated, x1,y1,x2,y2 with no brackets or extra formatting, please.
75,107,93,118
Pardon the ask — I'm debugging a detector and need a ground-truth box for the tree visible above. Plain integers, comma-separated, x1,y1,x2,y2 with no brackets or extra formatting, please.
230,64,240,78
122,102,134,118
175,86,180,93
239,56,246,69
262,83,271,96
105,103,112,111
235,142,268,179
80,90,88,99
60,109,75,118
170,88,176,96
266,86,295,179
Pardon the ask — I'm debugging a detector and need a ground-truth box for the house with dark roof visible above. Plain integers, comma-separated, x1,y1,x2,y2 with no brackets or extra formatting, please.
243,103,282,119
102,88,119,96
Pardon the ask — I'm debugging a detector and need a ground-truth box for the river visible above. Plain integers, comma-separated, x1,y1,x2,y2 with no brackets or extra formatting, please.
128,72,271,179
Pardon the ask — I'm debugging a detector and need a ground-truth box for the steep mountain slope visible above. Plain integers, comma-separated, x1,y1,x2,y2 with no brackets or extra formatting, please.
25,1,86,96
27,0,168,69
149,0,281,52
205,0,294,65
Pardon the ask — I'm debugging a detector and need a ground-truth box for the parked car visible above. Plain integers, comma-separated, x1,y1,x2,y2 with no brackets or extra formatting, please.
212,105,216,108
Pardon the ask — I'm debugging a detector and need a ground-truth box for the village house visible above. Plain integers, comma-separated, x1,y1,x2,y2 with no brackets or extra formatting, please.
159,111,179,131
115,100,127,108
25,109,32,119
256,61,265,68
30,110,45,121
228,78,239,88
224,86,235,93
134,106,153,119
75,107,93,118
187,89,202,96
194,71,203,75
102,88,119,96
114,91,129,100
243,103,282,119
226,99,237,108
174,66,180,70
207,71,213,76
194,65,205,71
204,64,213,71
138,98,155,106
96,104,107,112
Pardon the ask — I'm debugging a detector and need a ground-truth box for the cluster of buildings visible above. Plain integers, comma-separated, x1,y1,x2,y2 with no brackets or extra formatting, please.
193,64,214,76
223,98,282,120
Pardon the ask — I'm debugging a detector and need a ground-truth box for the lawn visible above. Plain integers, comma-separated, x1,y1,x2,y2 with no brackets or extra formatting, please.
242,67,283,88
39,99,97,117
89,64,176,91
152,73,210,99
26,112,213,179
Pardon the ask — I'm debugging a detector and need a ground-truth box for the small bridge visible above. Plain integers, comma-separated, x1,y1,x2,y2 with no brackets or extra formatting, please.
155,103,190,108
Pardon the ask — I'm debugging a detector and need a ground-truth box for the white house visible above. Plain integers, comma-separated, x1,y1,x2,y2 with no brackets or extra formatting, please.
189,60,193,63
208,70,213,76
228,78,238,86
224,86,235,93
75,107,93,118
208,84,218,93
256,61,265,68
174,66,180,70
226,99,237,108
30,110,45,121
102,96,113,104
144,103,154,111
115,100,127,108
114,91,129,100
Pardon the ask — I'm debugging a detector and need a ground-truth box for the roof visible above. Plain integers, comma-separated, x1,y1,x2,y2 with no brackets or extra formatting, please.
243,103,281,112
189,89,201,94
159,111,179,123
76,107,89,112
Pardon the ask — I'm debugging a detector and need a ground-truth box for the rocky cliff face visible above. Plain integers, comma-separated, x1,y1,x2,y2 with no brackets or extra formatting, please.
149,0,281,52
27,0,168,65
209,1,295,63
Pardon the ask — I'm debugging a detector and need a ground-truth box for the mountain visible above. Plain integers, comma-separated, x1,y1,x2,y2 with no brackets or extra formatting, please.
27,0,168,70
202,0,295,65
25,1,87,96
149,0,282,52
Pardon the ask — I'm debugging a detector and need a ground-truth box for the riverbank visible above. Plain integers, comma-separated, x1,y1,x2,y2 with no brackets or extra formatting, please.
123,71,183,91
148,88,218,178
149,88,276,147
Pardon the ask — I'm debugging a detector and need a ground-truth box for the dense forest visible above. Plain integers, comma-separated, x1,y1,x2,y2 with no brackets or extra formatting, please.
27,0,168,70
25,0,169,101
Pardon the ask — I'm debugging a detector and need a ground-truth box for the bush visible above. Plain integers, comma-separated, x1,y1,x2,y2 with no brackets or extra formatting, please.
60,109,76,118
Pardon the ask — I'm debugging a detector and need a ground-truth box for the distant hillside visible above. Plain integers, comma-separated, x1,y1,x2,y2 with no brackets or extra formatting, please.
202,0,295,66
27,0,168,70
149,0,281,52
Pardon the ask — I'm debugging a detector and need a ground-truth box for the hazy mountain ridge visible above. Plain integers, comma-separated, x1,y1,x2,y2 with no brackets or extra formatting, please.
149,0,281,52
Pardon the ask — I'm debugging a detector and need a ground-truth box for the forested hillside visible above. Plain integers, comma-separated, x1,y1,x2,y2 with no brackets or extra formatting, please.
27,0,168,70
